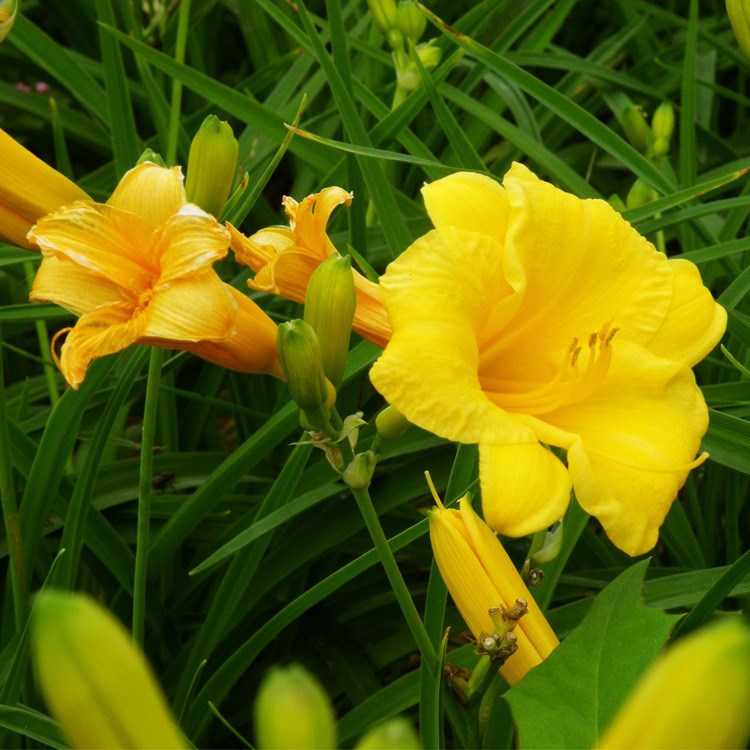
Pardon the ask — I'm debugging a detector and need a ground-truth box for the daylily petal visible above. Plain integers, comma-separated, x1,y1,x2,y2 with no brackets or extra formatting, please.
155,205,231,285
30,255,125,316
143,271,236,342
107,163,186,230
644,258,728,366
285,187,353,261
29,202,156,290
0,127,90,248
544,340,708,555
371,227,532,444
180,285,282,377
421,171,510,244
58,303,144,388
479,442,571,537
229,223,294,273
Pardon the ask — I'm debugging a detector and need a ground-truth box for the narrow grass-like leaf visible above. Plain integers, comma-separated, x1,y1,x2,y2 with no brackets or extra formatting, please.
0,706,66,749
701,410,750,475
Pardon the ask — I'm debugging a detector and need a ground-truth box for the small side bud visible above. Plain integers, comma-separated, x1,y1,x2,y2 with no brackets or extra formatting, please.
254,664,337,750
375,404,410,441
651,102,675,141
343,450,377,489
396,0,427,43
625,178,658,209
185,114,239,217
620,105,651,152
355,717,420,750
304,254,356,387
136,148,167,168
0,0,19,43
277,320,332,430
367,0,398,35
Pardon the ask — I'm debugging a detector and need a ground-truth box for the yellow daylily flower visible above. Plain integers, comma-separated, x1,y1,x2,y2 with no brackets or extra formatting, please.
597,618,750,749
229,186,392,348
371,165,727,556
429,492,559,686
29,162,281,388
0,127,90,248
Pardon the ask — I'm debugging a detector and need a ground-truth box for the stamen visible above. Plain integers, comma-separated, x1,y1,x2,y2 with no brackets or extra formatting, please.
425,471,445,510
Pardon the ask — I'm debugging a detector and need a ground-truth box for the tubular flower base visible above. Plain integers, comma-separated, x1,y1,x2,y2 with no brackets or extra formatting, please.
0,127,90,248
371,165,727,556
597,618,750,749
429,494,559,686
229,186,392,348
29,162,281,388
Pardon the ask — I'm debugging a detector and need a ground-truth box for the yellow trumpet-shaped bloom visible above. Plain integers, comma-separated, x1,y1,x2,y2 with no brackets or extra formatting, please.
229,186,392,348
429,493,559,686
29,162,281,388
371,165,726,556
0,127,90,247
597,618,750,749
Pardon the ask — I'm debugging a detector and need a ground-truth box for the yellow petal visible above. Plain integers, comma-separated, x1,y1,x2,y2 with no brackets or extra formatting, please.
0,127,90,248
29,202,156,291
30,254,125,316
421,171,510,243
229,223,295,273
479,442,571,537
143,271,236,342
286,186,353,261
644,258,727,366
107,162,186,229
58,303,144,388
182,285,282,377
544,340,708,555
155,205,230,284
370,227,533,445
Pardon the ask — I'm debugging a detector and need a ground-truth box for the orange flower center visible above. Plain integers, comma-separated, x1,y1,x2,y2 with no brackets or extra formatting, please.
480,321,618,416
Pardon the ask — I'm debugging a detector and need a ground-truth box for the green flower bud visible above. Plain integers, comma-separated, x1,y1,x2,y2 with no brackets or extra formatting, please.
343,450,377,489
607,194,627,214
254,664,337,750
31,591,186,749
396,0,426,43
185,114,239,217
0,0,19,43
375,404,410,441
651,102,675,141
367,0,398,35
625,178,658,210
355,717,420,750
728,0,750,63
651,136,670,158
136,148,167,168
277,320,332,429
304,253,356,387
620,105,651,153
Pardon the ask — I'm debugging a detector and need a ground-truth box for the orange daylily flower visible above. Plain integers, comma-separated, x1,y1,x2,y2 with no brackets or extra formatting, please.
0,127,90,248
29,162,281,388
229,187,392,348
370,165,727,556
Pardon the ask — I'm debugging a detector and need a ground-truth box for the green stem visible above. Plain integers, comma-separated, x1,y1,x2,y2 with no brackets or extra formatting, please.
132,347,163,645
0,325,27,630
165,0,192,166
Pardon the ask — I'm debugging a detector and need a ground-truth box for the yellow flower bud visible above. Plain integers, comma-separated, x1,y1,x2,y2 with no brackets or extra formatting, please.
620,105,651,153
0,0,18,43
304,253,357,387
375,404,410,441
396,0,426,43
185,114,239,218
651,102,675,142
31,591,186,749
254,664,337,750
728,0,750,63
355,717,420,749
597,618,750,749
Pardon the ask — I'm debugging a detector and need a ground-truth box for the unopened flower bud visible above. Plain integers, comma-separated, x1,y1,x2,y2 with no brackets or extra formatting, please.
343,450,377,489
597,618,750,749
397,41,442,92
396,0,427,43
651,102,675,142
620,105,651,153
277,320,332,426
254,664,337,750
625,177,658,209
355,717,420,750
31,591,186,749
375,404,410,441
367,0,398,35
0,0,18,43
304,253,356,387
185,114,239,217
728,0,750,63
136,148,167,168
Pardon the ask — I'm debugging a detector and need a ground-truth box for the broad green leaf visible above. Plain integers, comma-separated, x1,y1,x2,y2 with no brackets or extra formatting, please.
506,561,680,749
